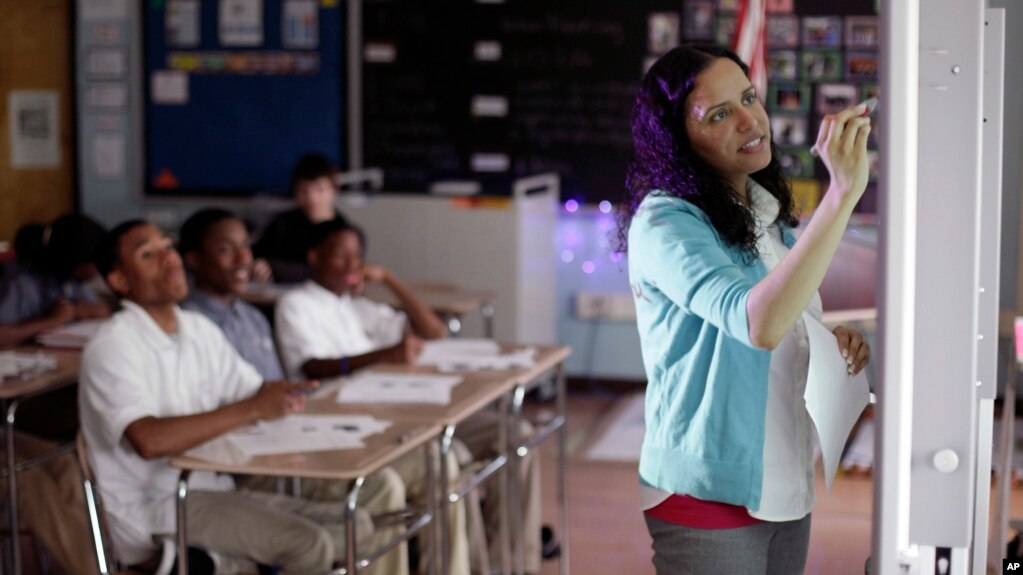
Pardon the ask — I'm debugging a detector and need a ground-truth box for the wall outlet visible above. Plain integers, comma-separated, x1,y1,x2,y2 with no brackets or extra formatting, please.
575,292,636,321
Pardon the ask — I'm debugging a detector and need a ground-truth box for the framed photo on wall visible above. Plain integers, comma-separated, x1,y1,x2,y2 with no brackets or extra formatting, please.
845,51,879,81
779,148,815,179
815,83,858,114
771,115,808,146
716,15,737,47
767,82,810,113
767,15,799,48
682,1,715,40
767,50,798,81
718,0,739,12
801,50,842,82
845,16,880,49
801,16,842,48
766,0,794,14
648,12,680,54
860,82,880,102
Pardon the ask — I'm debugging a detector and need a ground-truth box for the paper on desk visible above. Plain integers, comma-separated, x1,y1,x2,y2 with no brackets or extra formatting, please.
187,414,391,459
803,313,871,490
0,351,57,381
36,319,106,349
337,371,462,404
416,338,536,371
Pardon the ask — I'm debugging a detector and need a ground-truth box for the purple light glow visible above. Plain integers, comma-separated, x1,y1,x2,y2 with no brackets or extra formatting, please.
582,261,596,274
564,199,579,213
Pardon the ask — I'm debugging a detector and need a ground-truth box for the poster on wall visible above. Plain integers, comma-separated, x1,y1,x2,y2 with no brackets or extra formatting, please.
219,0,264,47
283,0,318,49
7,90,60,168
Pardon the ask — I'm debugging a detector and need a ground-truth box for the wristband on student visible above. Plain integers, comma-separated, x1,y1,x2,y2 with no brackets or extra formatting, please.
339,356,350,376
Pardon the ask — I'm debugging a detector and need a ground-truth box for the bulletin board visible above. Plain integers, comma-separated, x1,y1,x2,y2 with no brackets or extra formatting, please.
143,0,343,198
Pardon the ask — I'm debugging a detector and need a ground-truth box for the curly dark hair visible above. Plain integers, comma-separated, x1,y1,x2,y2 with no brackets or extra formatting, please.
615,44,798,263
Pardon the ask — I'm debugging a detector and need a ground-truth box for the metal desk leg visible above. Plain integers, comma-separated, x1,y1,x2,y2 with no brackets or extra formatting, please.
175,470,192,575
425,441,438,575
438,425,456,575
555,363,570,575
508,386,526,575
345,476,365,575
481,304,495,340
498,396,512,575
5,399,21,575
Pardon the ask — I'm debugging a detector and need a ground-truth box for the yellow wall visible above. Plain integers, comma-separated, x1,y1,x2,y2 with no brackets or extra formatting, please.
0,0,75,242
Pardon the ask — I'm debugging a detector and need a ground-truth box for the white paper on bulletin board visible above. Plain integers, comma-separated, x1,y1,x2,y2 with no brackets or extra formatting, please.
80,0,128,21
8,90,60,168
219,0,264,47
151,70,190,105
166,0,201,47
92,132,125,180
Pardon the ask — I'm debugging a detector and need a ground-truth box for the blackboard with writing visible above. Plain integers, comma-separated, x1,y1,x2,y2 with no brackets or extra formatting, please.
362,0,681,202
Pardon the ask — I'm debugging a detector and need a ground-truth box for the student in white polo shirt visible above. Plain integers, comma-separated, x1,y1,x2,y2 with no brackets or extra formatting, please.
275,220,548,574
177,208,410,575
78,220,372,574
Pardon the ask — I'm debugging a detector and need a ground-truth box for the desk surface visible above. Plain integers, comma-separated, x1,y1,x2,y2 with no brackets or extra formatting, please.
244,282,495,317
169,344,571,479
306,344,570,426
170,418,442,480
0,347,81,400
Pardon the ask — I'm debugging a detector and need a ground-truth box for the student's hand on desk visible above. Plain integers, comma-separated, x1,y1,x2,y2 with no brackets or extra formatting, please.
48,298,76,324
250,380,319,420
387,332,424,364
75,300,112,320
251,258,273,283
832,325,870,376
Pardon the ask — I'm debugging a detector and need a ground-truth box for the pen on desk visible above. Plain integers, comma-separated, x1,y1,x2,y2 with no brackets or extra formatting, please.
808,97,878,157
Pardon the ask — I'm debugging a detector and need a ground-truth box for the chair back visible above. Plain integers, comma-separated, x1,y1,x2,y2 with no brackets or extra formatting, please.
75,432,115,575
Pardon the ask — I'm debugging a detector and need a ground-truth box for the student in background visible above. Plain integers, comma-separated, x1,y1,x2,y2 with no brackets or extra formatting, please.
0,214,112,347
176,208,410,575
276,220,547,574
80,219,371,574
252,153,350,283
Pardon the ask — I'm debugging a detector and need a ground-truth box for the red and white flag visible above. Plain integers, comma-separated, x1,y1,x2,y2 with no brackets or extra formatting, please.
732,0,768,99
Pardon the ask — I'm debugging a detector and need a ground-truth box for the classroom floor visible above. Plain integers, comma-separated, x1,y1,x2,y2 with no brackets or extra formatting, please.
525,389,1016,575
20,388,1023,575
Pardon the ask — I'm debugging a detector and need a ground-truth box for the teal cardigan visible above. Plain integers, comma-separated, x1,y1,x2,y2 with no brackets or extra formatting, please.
628,192,796,510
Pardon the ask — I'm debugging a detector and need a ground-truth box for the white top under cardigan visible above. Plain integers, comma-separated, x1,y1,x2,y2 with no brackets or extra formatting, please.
640,180,822,522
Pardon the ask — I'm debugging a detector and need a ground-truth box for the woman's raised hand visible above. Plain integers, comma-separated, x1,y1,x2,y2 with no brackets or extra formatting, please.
814,102,871,207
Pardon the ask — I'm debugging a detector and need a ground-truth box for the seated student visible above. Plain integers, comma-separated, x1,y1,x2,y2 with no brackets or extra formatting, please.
0,214,112,347
275,220,546,573
252,153,350,283
176,208,411,575
79,219,374,574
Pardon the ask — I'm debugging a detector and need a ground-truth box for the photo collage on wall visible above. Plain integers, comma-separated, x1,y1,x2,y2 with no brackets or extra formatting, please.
680,0,880,215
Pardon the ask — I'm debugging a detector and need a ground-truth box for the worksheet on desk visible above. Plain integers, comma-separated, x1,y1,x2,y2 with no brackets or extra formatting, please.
189,414,392,459
337,371,462,404
415,338,537,371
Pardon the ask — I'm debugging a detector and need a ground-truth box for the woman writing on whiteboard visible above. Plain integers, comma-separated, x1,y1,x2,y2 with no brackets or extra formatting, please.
618,44,871,574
